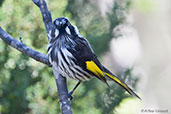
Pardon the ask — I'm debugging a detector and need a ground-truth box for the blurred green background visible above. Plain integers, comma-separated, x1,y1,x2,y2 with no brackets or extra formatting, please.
0,0,142,114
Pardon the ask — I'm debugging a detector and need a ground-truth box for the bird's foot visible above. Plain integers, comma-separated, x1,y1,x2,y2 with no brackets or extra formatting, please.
68,91,74,101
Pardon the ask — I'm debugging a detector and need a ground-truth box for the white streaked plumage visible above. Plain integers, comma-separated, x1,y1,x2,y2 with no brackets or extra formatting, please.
62,48,74,64
55,29,59,37
73,25,83,37
65,26,71,35
47,30,52,39
57,50,65,72
49,46,91,81
47,47,53,63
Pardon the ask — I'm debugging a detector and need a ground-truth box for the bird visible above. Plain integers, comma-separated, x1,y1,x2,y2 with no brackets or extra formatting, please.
47,17,141,100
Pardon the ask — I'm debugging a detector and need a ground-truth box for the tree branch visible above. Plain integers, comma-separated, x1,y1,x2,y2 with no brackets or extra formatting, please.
32,0,73,113
0,27,51,67
32,0,54,40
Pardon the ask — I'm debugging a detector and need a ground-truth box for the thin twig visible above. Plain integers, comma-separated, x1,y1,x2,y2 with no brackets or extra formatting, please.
19,37,23,43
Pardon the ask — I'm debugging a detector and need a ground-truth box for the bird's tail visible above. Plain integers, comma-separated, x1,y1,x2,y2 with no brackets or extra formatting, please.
103,66,141,100
85,60,141,99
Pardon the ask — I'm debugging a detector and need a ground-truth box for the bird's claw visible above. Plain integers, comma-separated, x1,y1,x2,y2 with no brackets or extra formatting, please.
68,91,74,101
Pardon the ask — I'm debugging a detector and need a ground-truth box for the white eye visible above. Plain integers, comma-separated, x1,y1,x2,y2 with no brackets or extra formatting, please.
55,20,59,26
62,19,66,25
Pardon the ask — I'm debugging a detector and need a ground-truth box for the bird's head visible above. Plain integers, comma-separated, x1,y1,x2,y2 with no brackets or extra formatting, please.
53,17,71,29
53,17,80,37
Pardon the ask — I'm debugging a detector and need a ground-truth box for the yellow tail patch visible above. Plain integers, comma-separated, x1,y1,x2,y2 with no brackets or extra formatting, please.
105,72,129,90
105,72,141,99
86,61,105,78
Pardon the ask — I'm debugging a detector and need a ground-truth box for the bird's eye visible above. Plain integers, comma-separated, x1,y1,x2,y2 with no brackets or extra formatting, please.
62,19,66,25
55,20,59,26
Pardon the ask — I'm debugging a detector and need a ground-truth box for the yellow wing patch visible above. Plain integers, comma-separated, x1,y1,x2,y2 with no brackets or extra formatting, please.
105,72,129,90
86,60,105,78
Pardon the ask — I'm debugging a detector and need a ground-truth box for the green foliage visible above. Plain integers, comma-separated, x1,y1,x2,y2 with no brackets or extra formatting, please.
0,0,138,114
0,0,4,6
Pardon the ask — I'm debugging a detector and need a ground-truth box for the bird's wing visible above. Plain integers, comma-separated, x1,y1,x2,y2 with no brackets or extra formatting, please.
68,36,108,84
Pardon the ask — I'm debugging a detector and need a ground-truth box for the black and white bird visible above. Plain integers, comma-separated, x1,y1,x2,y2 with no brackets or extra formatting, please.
47,17,140,99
